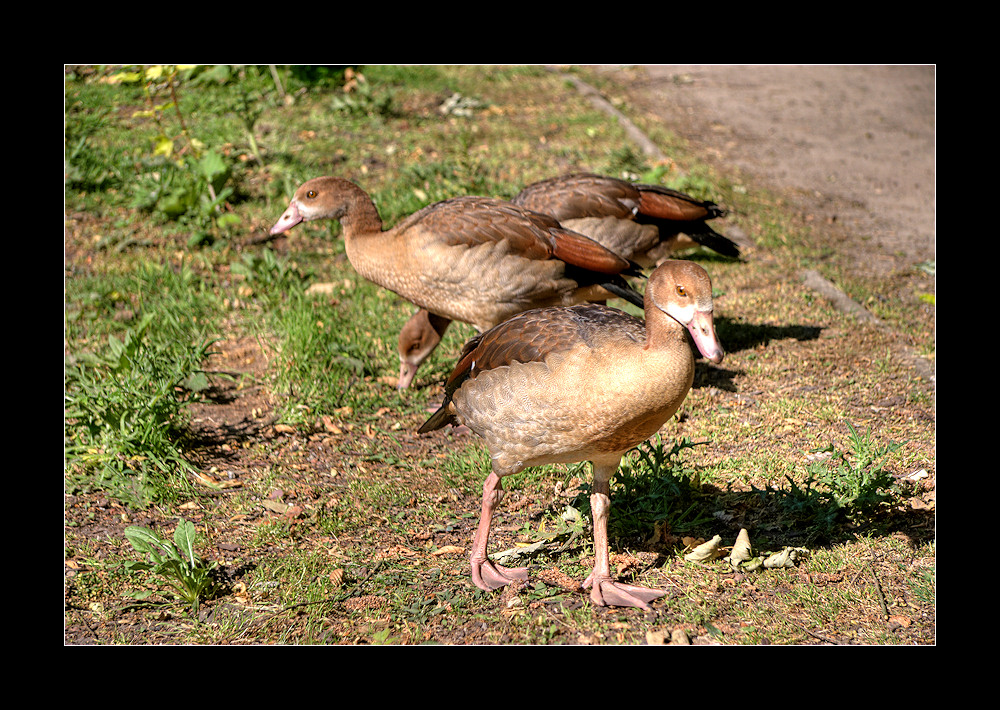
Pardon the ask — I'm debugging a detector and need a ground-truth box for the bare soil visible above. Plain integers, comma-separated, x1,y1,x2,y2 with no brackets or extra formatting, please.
609,65,934,273
64,66,935,645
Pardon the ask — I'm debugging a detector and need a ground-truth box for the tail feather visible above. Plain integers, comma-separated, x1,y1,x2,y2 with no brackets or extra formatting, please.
685,224,742,258
602,279,646,309
418,404,454,435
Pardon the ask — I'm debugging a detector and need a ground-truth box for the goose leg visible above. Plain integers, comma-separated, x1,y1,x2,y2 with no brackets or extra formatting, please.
582,463,666,610
397,309,452,390
470,471,528,591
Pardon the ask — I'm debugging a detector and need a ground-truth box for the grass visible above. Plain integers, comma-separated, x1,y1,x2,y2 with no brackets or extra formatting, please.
64,260,220,506
64,64,934,645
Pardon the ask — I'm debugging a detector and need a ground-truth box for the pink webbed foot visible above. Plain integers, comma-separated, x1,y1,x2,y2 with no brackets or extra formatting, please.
583,572,666,610
472,558,529,591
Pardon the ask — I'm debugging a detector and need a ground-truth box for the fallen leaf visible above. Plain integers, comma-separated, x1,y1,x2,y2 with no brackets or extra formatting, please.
192,471,222,488
305,282,337,295
432,545,465,556
763,547,810,568
536,568,581,591
685,535,723,562
320,415,342,434
232,582,249,604
670,628,692,645
646,629,668,645
726,528,753,571
192,471,243,490
261,499,289,514
491,540,544,564
888,614,912,629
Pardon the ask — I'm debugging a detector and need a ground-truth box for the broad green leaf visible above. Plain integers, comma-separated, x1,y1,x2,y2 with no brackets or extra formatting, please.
199,151,226,179
124,525,166,555
174,519,198,566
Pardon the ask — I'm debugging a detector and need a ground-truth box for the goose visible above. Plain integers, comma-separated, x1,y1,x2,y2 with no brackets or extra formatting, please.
512,172,740,264
398,173,738,388
269,176,645,387
419,259,724,609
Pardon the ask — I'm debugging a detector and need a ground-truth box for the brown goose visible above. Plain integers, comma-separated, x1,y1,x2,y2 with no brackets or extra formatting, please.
512,172,740,265
397,173,737,388
269,176,645,387
419,260,724,610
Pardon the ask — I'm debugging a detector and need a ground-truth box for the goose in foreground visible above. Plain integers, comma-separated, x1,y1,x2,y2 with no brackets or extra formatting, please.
269,176,645,387
512,172,741,264
418,260,724,610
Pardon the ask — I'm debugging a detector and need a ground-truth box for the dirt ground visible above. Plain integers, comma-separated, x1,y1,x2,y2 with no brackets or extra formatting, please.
605,65,934,277
64,65,936,644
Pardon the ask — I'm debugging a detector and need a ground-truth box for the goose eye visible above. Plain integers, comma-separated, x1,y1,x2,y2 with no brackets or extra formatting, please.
306,190,317,199
676,285,687,297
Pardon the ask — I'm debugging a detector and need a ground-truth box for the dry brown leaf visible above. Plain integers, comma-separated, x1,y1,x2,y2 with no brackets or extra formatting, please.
432,545,465,556
536,568,581,591
344,595,386,611
320,415,342,434
192,471,243,490
305,282,338,296
261,499,289,514
646,629,669,645
192,471,221,488
670,628,692,645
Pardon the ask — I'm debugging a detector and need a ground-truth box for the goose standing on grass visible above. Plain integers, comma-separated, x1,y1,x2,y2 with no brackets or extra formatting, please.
418,260,724,610
269,176,646,388
512,172,741,264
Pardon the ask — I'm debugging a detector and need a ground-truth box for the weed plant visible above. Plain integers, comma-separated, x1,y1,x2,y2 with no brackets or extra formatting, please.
64,313,215,506
759,422,905,542
124,519,223,614
596,436,717,541
65,260,219,506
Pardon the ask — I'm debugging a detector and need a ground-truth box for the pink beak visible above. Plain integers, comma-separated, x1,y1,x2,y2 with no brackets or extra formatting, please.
687,310,725,364
270,201,302,236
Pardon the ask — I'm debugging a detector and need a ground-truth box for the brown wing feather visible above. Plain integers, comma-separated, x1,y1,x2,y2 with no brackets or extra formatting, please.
513,173,638,222
398,196,553,259
513,173,739,259
398,194,640,276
